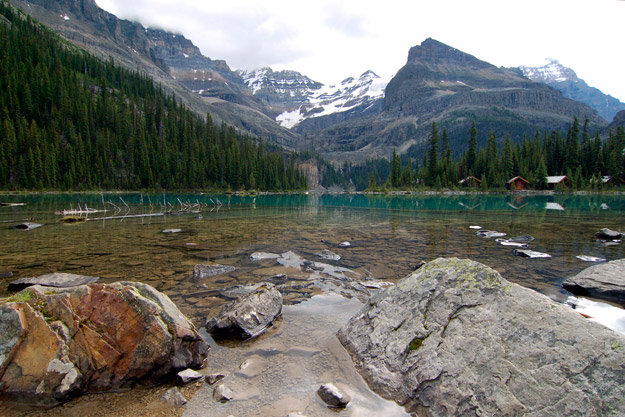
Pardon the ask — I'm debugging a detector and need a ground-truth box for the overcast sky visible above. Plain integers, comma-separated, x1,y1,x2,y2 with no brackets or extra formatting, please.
95,0,625,104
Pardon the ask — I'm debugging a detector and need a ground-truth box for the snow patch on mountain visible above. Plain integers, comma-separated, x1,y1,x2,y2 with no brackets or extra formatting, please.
240,68,389,129
519,58,575,83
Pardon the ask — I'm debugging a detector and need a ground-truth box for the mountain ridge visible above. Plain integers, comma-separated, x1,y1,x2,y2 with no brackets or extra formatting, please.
8,0,300,147
7,0,613,165
520,59,625,122
302,38,606,163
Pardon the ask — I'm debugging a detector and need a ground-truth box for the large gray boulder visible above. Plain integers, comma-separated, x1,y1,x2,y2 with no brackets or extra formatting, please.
206,283,282,340
563,259,625,306
338,258,625,417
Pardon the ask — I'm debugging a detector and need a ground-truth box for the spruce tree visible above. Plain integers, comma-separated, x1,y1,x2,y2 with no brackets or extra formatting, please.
466,121,478,176
427,122,439,186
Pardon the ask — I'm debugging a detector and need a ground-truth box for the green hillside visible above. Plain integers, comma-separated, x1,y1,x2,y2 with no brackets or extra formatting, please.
0,2,307,191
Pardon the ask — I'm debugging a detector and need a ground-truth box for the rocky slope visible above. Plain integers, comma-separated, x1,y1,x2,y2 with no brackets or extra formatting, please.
608,110,625,131
303,39,607,163
9,0,299,147
520,59,625,122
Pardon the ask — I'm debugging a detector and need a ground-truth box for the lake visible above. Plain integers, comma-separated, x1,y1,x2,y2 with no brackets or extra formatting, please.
1,192,623,315
1,192,623,416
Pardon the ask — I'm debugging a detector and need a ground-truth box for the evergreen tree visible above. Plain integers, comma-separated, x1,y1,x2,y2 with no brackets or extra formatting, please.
502,135,514,179
535,159,548,189
427,122,439,186
390,148,401,188
466,121,478,176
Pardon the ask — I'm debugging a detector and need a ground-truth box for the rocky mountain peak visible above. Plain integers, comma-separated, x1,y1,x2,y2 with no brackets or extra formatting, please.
407,37,493,71
238,67,322,95
520,59,625,121
520,58,578,84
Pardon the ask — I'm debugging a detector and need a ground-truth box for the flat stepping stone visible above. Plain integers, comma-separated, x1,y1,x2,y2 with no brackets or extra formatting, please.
596,228,622,240
514,249,551,258
576,255,607,262
8,272,99,291
9,222,42,230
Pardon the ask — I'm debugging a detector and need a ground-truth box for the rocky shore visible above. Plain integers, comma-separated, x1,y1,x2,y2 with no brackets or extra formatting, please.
1,255,625,416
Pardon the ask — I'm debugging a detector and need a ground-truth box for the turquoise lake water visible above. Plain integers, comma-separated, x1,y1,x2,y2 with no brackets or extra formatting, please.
1,192,624,322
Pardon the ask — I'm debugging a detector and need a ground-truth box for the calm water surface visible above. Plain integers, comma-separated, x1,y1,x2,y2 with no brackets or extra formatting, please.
1,192,624,323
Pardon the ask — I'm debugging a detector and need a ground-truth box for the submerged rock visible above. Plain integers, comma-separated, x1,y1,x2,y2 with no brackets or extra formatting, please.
476,230,506,238
250,252,280,261
8,272,99,291
338,241,351,248
193,264,236,280
338,257,625,417
509,235,535,242
563,259,625,306
0,282,208,406
315,249,341,261
205,282,282,340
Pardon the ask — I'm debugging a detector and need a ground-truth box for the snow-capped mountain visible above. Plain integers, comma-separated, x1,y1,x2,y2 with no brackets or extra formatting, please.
238,68,389,129
519,58,576,84
520,59,625,122
237,68,323,116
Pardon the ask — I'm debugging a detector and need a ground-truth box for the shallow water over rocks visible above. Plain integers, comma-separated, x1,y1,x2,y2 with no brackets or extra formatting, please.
1,192,624,415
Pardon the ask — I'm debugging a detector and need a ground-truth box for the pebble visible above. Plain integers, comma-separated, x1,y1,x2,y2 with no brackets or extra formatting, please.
162,387,187,406
213,384,233,403
175,369,203,385
205,373,226,385
317,383,351,408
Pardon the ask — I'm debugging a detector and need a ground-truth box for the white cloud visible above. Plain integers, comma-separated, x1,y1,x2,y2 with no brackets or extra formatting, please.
95,0,625,103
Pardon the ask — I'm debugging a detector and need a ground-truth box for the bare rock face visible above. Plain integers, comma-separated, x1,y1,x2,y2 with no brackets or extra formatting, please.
205,283,282,340
338,258,625,417
563,258,625,306
0,282,208,406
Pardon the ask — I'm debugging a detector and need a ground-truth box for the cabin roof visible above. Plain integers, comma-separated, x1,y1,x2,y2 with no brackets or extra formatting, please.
458,176,481,184
507,176,529,184
546,175,568,184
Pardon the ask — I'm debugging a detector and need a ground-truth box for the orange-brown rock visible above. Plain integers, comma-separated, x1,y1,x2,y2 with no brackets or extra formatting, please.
0,282,208,406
